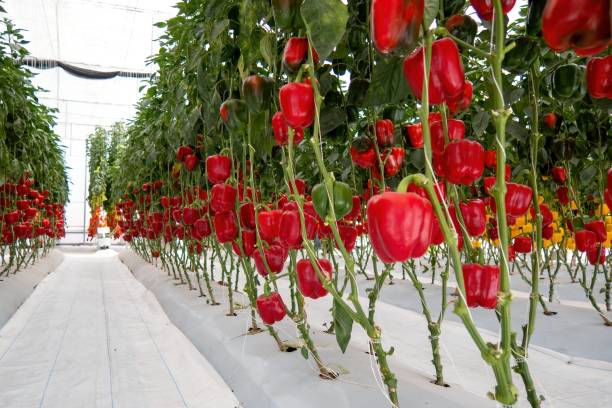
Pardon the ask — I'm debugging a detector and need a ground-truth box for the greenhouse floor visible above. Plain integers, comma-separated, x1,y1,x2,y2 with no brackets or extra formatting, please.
0,248,239,408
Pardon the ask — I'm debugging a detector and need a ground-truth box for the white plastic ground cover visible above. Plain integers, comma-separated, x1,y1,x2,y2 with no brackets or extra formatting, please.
0,249,65,328
120,249,612,408
0,247,239,408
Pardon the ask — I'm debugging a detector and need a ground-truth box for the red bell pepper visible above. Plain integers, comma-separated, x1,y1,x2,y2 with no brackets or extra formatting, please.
288,178,306,196
543,112,558,130
556,186,569,205
272,111,305,145
442,140,485,185
462,264,500,309
191,218,211,240
542,0,611,56
239,202,256,229
206,155,232,185
505,183,533,218
278,210,317,249
283,37,319,73
253,245,288,276
608,167,612,190
232,229,256,257
575,229,597,252
258,209,283,244
3,210,20,225
460,199,486,237
279,80,315,129
370,0,424,54
184,154,199,172
605,188,612,212
584,220,607,243
405,123,424,148
213,211,238,243
530,204,553,227
182,208,200,226
470,0,516,21
550,166,567,184
403,38,465,105
375,119,394,146
447,80,473,114
542,224,554,240
382,147,405,177
351,136,377,168
587,245,606,266
176,145,193,162
256,292,286,325
431,118,465,154
513,236,533,254
484,150,496,169
429,216,445,246
296,258,333,299
336,224,358,252
586,56,612,100
210,183,237,214
367,192,433,262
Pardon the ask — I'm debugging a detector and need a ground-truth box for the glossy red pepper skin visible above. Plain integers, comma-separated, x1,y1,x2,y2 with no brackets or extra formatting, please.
239,202,256,229
206,155,231,185
350,136,377,168
371,0,424,54
403,38,465,105
279,81,315,129
296,258,333,299
256,292,286,325
336,224,358,252
530,204,553,227
605,188,612,212
382,147,405,177
375,119,394,146
288,178,306,196
283,37,319,73
505,183,533,218
586,56,612,99
210,183,237,214
176,145,193,162
460,199,486,237
272,111,304,145
191,218,212,240
232,229,256,257
182,208,200,226
405,123,424,148
542,0,611,56
447,80,473,114
253,244,288,276
543,112,558,130
550,166,567,184
608,167,612,189
556,186,570,205
513,236,533,254
430,118,465,154
470,0,516,21
587,245,606,265
213,211,238,243
575,229,597,252
278,210,317,249
584,220,606,243
257,209,283,244
367,192,433,263
3,210,19,225
442,140,484,185
484,150,497,169
462,264,500,309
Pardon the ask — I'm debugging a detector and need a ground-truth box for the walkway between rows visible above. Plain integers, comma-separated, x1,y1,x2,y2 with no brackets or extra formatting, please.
0,248,239,408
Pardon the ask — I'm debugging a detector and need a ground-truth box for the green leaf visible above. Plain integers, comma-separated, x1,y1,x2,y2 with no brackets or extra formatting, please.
423,0,440,29
301,0,348,62
211,19,229,40
579,165,597,184
259,32,277,70
365,57,411,107
320,106,346,136
472,111,490,137
333,298,353,353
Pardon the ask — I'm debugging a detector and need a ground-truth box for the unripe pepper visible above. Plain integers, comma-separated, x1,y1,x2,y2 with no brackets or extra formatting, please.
213,211,238,243
242,75,273,113
375,119,394,146
551,64,586,101
312,181,353,220
256,292,286,325
253,245,288,276
210,183,237,214
542,0,610,56
513,236,533,254
370,0,424,54
272,111,304,146
367,192,434,263
586,56,612,100
550,166,567,184
462,264,500,309
257,209,283,244
575,229,597,252
271,0,301,30
296,258,333,299
442,140,484,185
283,37,319,73
403,38,465,105
470,0,516,21
206,155,232,185
279,80,315,129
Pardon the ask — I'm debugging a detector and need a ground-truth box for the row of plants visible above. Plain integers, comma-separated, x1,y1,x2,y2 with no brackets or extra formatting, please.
110,0,610,406
0,2,68,277
85,123,126,239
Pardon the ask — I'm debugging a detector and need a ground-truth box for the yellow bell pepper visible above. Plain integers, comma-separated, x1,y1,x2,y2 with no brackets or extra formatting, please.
571,201,578,210
565,237,576,250
552,211,559,221
515,216,526,227
543,239,552,248
552,232,563,244
538,195,544,205
606,224,612,233
472,240,482,248
511,228,521,238
522,223,533,234
605,215,612,225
